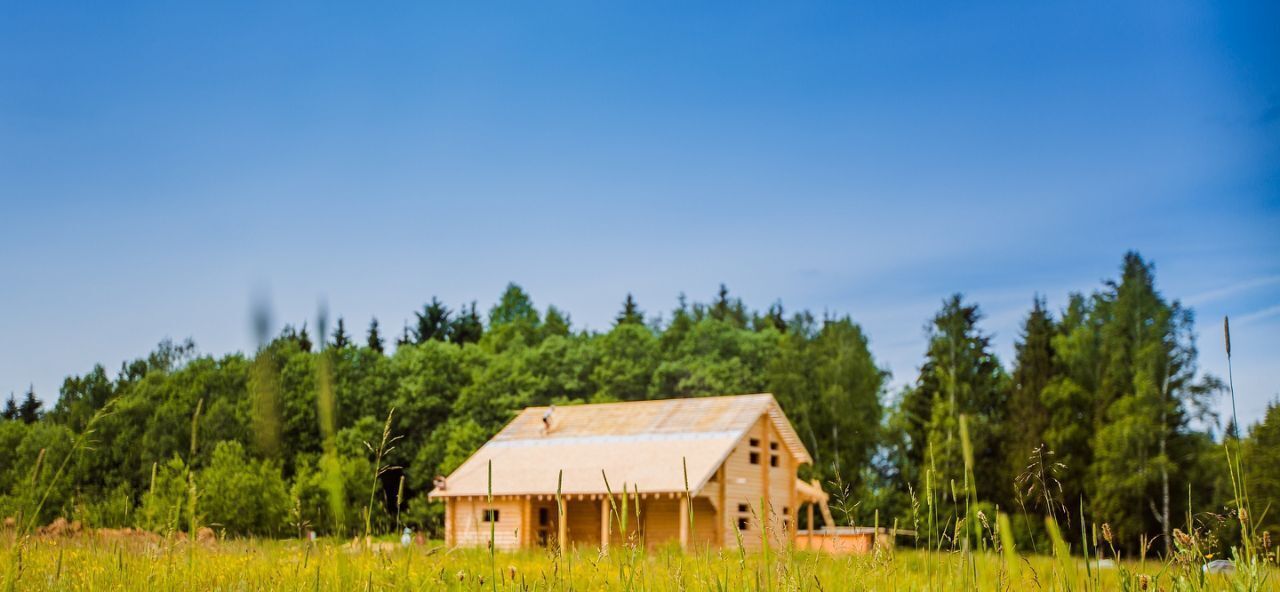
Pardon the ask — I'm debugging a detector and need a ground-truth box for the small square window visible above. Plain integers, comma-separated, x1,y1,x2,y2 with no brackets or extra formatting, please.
749,452,760,465
482,509,500,523
738,503,748,513
770,455,779,467
782,507,790,516
749,438,760,447
737,517,750,531
769,442,779,450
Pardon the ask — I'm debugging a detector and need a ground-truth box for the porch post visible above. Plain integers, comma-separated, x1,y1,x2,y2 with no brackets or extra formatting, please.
601,498,611,553
807,502,815,546
558,500,568,552
678,495,689,550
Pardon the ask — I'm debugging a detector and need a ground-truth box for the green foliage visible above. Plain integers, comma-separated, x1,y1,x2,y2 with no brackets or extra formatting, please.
899,295,1009,510
365,318,384,354
19,386,43,424
199,441,291,536
0,256,1239,553
138,457,190,533
1244,401,1280,538
1005,297,1054,489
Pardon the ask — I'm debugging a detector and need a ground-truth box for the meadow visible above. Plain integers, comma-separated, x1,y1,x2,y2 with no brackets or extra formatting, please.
2,531,1275,591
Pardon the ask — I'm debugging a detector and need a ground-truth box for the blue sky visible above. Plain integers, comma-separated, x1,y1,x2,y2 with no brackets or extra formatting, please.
2,2,1277,426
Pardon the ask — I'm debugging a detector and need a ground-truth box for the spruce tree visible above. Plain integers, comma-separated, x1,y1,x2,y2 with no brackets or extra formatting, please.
415,298,452,343
615,294,644,326
332,317,350,349
297,323,313,352
366,318,385,353
1039,293,1103,514
1,393,17,421
1005,297,1055,491
709,284,748,327
910,295,1009,507
19,386,42,424
450,302,484,345
1090,252,1218,552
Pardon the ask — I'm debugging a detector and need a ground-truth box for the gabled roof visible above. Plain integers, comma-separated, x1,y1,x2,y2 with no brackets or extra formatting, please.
429,393,811,498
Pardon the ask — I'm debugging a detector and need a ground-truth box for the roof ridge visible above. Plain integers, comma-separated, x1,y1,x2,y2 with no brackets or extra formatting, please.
518,392,774,413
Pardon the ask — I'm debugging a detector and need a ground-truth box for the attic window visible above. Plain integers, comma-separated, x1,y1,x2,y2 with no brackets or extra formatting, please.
770,442,779,450
782,507,790,515
749,438,760,447
738,504,748,513
749,452,761,465
482,509,500,523
770,455,779,467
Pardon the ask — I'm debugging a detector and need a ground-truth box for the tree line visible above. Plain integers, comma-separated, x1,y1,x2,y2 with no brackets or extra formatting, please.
1,252,1275,555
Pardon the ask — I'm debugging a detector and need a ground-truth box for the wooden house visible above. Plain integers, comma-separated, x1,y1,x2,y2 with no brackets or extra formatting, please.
429,393,831,551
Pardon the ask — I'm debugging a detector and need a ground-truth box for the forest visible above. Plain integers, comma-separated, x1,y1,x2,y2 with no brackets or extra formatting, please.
2,251,1277,558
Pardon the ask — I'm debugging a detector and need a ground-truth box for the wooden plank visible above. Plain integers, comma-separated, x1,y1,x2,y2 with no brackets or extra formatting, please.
678,495,689,550
521,497,532,548
445,498,453,546
601,498,610,552
558,498,568,553
716,463,726,547
807,503,815,546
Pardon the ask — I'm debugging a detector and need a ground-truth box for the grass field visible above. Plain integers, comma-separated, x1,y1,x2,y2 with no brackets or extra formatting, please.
1,534,1273,591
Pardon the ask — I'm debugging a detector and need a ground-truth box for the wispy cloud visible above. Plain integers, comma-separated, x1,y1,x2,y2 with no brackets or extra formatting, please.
1236,303,1280,326
1185,275,1280,306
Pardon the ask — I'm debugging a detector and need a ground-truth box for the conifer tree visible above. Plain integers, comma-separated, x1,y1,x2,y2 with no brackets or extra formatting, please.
1005,297,1055,490
1,393,17,421
1039,293,1103,512
615,293,644,326
907,295,1009,507
450,302,484,345
1090,252,1219,552
544,306,571,337
19,385,42,424
297,323,313,352
332,317,350,349
366,318,385,353
709,284,748,328
415,298,452,343
1244,400,1280,537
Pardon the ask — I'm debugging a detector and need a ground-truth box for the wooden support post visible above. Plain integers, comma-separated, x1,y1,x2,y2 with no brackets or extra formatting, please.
716,464,727,547
678,495,689,550
601,499,611,552
448,499,458,545
558,500,568,552
521,497,532,548
807,502,815,546
445,498,454,546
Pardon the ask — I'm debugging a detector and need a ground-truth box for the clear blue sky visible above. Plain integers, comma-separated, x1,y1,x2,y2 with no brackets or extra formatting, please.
2,2,1277,425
